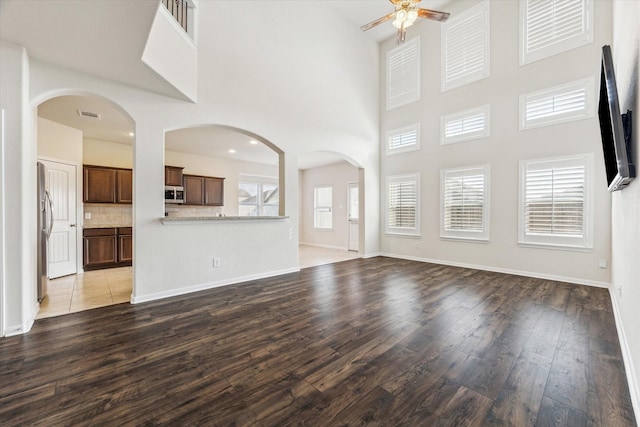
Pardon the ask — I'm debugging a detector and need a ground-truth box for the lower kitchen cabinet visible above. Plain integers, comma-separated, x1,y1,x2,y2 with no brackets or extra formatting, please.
83,227,132,271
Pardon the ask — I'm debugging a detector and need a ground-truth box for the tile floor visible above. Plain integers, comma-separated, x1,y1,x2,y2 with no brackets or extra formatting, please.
37,246,358,319
37,266,132,319
299,244,360,269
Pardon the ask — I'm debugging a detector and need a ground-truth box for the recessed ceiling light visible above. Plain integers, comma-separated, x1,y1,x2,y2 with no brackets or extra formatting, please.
228,149,236,153
128,131,135,137
249,140,259,145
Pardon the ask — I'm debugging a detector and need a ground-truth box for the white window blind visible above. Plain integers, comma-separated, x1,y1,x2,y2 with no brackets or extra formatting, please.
520,78,594,129
386,174,420,236
519,155,592,248
386,124,420,154
387,37,421,110
441,166,490,241
441,1,490,92
441,105,490,144
314,186,333,229
520,0,593,65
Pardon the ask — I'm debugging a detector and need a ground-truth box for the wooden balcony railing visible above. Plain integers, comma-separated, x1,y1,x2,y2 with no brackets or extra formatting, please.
162,0,188,34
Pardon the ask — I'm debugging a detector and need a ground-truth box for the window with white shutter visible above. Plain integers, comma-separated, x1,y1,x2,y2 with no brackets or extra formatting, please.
386,124,420,155
440,166,490,241
386,173,420,236
441,1,490,92
314,185,333,230
519,154,592,249
387,37,421,110
520,78,594,129
441,105,490,145
520,0,593,65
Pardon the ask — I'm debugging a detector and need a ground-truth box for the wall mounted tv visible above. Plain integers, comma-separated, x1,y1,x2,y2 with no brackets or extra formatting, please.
598,44,634,192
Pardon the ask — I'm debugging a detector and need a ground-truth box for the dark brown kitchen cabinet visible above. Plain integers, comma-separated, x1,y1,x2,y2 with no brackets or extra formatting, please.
83,227,132,271
118,227,133,263
183,175,204,205
165,166,184,186
83,165,132,204
116,169,133,203
84,166,116,203
183,174,224,206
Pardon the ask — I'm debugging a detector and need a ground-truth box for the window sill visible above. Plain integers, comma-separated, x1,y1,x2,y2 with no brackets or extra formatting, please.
517,242,592,253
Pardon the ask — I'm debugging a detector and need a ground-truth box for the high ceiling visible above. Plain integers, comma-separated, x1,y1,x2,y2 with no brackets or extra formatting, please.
13,0,450,169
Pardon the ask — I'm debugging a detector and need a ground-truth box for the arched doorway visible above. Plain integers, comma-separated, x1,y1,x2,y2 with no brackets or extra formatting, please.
34,93,135,318
298,151,364,268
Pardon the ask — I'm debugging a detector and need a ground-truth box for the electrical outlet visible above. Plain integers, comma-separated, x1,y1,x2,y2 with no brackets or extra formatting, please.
617,285,623,297
85,212,92,220
213,258,221,268
598,259,608,269
414,241,419,249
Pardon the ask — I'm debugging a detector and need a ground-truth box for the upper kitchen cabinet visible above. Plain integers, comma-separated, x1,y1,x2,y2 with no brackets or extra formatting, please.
183,174,225,206
83,165,133,204
165,166,184,186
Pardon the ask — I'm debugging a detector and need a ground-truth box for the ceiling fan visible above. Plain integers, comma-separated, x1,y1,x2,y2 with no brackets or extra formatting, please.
361,0,450,44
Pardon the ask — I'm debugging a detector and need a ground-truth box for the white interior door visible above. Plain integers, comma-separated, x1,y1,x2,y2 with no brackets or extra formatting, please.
348,182,359,252
42,159,77,278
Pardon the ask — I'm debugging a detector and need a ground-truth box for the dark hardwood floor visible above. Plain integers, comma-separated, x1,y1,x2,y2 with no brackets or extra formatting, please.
0,257,636,426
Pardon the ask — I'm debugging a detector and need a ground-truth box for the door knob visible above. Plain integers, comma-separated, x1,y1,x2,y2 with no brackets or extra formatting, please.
70,224,76,227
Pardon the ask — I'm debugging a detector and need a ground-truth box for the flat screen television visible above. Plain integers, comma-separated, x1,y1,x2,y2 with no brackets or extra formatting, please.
598,44,634,192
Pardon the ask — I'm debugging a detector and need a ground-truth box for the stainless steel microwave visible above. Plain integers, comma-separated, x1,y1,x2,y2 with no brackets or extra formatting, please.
165,185,184,204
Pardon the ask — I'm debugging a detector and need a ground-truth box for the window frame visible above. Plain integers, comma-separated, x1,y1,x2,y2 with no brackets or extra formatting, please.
518,154,593,250
441,104,491,145
519,78,595,130
386,173,421,237
386,123,421,155
313,185,333,230
238,175,279,217
440,165,490,242
441,0,490,92
519,0,594,66
387,36,421,110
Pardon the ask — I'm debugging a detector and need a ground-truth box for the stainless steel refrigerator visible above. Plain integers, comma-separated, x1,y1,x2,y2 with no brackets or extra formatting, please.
37,162,53,303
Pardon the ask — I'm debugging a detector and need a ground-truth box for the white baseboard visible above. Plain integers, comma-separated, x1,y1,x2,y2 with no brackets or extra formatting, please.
378,252,611,288
361,252,383,259
299,242,349,251
131,267,300,304
609,286,640,422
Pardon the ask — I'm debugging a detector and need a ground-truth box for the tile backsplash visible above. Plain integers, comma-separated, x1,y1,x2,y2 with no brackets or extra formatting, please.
165,205,224,218
84,204,132,227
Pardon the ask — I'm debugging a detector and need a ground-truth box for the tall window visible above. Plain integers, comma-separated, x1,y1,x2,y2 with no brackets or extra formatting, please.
520,0,593,65
441,1,490,92
387,37,421,110
519,154,592,249
314,185,333,229
441,166,490,241
386,173,420,236
238,176,279,216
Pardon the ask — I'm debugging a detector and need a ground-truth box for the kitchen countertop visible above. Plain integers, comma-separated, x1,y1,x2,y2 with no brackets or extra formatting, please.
162,216,288,224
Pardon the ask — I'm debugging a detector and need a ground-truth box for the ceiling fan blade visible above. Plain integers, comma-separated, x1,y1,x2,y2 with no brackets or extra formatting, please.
361,12,395,31
417,8,450,22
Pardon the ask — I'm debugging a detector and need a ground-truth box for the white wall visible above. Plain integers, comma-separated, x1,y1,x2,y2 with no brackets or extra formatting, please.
1,0,379,317
83,138,132,168
379,0,613,286
0,41,36,335
300,161,359,249
37,117,83,164
611,0,640,416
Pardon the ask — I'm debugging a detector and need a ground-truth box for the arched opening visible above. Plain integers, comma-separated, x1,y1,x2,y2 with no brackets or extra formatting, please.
298,151,364,268
34,93,135,318
163,125,284,219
